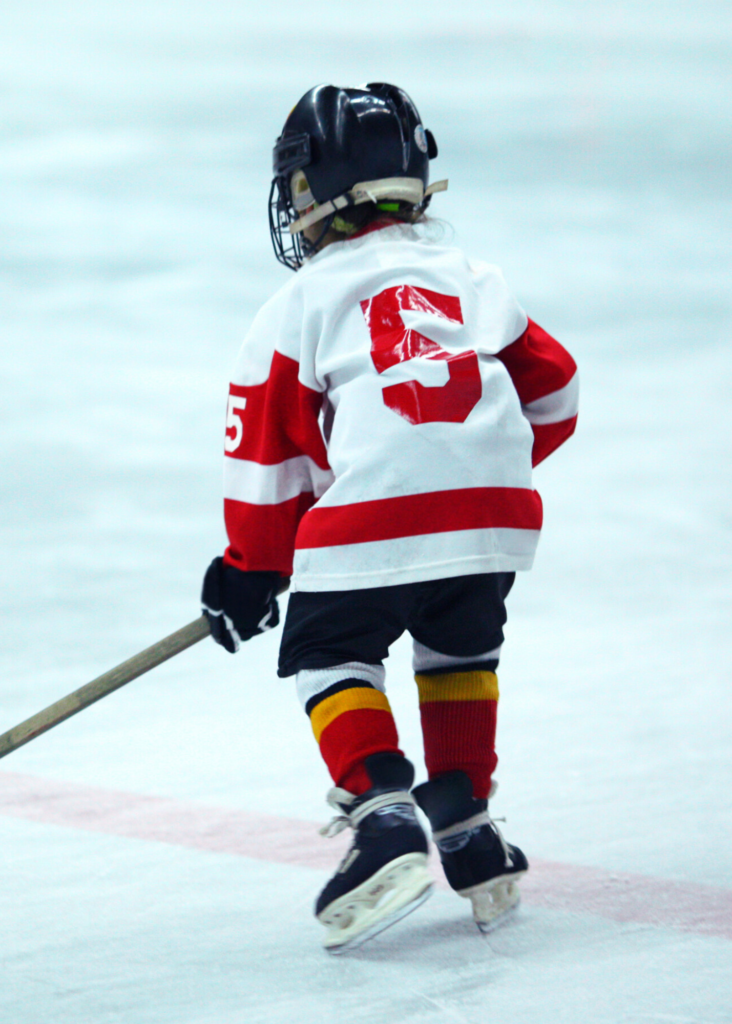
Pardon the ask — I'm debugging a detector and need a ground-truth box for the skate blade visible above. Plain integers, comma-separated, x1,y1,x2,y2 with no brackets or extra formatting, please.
460,871,527,933
319,853,434,954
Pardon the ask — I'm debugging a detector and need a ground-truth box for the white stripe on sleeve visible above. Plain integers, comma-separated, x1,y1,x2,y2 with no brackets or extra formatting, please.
223,455,334,506
522,371,579,425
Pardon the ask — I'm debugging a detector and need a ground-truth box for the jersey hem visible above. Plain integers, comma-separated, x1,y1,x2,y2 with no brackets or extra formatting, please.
290,552,535,593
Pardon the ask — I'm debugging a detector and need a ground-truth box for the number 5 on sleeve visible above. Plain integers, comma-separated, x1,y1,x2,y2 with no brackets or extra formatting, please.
225,395,248,453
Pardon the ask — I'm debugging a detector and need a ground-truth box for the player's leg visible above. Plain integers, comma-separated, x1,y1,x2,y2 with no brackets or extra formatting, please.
412,644,501,801
409,573,528,930
296,659,401,794
409,572,513,800
278,585,432,951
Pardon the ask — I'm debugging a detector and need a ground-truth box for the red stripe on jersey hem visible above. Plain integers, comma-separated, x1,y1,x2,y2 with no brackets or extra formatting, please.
532,415,578,467
295,487,542,550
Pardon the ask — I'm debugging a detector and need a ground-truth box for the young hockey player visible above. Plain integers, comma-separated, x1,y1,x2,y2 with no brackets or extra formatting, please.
201,83,578,953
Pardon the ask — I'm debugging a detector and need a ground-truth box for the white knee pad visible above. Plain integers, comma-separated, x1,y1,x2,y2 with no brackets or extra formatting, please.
412,640,502,675
296,662,387,711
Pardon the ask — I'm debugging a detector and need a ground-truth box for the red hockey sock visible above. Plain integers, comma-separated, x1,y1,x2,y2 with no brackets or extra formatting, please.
415,670,499,799
307,680,402,795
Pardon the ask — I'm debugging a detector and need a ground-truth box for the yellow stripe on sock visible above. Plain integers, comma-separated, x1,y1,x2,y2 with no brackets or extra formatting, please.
310,688,393,744
415,670,499,704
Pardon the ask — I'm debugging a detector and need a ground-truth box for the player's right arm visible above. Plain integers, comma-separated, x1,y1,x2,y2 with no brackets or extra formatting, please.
221,346,333,577
202,294,333,652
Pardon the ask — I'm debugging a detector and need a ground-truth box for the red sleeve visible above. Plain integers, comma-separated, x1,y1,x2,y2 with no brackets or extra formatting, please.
222,350,332,576
496,318,579,466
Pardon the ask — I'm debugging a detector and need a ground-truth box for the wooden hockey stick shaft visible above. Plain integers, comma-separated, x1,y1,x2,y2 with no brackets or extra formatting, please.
0,615,211,760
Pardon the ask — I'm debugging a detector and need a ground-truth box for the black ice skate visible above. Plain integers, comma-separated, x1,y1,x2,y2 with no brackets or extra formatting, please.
316,753,433,953
413,771,528,933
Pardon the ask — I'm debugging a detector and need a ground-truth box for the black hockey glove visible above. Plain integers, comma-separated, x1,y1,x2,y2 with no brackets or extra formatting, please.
201,557,285,653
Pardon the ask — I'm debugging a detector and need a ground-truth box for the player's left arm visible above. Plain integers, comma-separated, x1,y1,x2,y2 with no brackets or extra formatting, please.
495,318,579,467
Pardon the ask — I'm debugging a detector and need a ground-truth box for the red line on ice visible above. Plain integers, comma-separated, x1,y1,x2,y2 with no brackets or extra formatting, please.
2,770,730,940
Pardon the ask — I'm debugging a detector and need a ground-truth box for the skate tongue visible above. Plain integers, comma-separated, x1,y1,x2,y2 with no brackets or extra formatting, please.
349,791,418,830
319,789,418,837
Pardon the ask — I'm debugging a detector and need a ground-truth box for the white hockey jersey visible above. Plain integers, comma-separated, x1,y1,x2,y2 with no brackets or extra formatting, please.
222,223,578,592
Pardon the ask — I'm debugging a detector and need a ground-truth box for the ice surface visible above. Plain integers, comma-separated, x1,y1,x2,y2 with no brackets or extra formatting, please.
1,1,731,1021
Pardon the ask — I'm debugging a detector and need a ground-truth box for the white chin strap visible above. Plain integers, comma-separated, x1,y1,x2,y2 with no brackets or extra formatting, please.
289,177,448,236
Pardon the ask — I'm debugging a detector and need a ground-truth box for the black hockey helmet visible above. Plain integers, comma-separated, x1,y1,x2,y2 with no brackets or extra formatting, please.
269,83,446,269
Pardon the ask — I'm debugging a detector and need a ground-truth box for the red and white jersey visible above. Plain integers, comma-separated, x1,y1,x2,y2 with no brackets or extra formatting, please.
222,224,578,592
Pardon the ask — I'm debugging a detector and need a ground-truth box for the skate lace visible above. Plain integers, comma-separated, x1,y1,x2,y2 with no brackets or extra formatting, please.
484,780,514,866
490,816,515,869
434,809,514,869
318,787,356,838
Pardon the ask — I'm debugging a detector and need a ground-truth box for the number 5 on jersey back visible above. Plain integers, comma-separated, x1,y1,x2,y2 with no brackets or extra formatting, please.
361,285,482,425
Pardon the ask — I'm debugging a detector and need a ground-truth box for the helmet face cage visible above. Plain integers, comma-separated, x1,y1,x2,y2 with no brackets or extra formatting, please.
268,175,303,270
268,174,335,271
268,131,313,269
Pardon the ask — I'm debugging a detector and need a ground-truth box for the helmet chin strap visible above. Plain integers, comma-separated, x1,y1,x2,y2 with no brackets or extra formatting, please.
289,178,448,236
300,212,337,258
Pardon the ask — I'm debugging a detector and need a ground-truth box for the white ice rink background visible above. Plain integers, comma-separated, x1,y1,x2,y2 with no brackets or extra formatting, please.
1,1,731,1021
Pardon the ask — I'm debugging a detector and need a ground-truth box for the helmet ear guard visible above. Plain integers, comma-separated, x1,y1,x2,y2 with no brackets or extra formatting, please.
290,170,316,212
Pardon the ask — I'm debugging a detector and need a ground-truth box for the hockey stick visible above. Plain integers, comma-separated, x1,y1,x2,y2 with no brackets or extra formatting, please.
0,615,211,760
